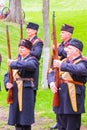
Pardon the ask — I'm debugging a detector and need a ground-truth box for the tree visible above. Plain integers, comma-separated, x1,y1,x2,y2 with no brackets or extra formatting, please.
42,0,50,88
6,0,23,23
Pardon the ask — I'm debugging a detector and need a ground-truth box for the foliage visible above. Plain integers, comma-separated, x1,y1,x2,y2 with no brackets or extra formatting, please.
0,0,87,128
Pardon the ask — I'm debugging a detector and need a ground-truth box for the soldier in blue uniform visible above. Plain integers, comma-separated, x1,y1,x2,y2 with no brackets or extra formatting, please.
26,22,43,104
26,22,43,61
4,39,39,130
48,39,87,130
58,24,74,60
50,24,74,129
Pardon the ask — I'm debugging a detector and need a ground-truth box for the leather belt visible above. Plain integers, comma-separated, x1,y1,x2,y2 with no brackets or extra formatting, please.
60,79,84,86
16,78,34,87
16,78,34,81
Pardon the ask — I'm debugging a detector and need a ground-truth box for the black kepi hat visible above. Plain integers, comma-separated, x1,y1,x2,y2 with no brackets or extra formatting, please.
68,38,83,52
19,39,32,50
26,22,39,31
61,24,74,34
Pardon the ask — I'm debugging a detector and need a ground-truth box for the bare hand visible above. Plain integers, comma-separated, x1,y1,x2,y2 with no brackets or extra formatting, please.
6,82,13,89
7,59,17,66
50,82,58,93
53,59,62,68
7,59,13,66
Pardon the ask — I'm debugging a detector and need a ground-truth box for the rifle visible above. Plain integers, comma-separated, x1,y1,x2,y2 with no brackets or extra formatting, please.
6,25,13,104
52,11,60,106
20,20,23,40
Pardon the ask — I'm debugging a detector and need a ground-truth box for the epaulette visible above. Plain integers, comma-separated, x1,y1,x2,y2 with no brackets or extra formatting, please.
38,38,43,42
29,56,40,64
33,38,43,45
29,56,37,59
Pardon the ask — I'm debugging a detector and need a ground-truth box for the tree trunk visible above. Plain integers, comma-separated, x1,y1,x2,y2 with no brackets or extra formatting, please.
42,0,50,88
6,0,24,23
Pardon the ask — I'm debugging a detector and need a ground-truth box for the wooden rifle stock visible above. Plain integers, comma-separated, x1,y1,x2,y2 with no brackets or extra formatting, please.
20,20,23,40
6,25,13,104
52,11,60,106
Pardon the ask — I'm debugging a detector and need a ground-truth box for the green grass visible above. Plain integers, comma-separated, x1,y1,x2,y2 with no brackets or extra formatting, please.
0,0,87,128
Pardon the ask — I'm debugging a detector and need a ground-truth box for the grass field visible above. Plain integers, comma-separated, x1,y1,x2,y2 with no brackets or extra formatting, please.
0,0,87,129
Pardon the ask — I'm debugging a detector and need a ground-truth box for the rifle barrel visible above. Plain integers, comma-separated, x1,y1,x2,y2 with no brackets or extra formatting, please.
6,25,13,104
6,25,11,59
20,20,23,40
52,11,60,107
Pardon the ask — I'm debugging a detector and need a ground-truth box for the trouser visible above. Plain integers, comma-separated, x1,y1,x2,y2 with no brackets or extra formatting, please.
15,125,31,130
34,90,37,105
57,114,81,130
56,114,59,128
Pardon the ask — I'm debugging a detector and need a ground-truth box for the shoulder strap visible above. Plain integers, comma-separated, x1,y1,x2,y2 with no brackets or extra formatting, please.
73,58,82,64
32,39,39,46
32,38,43,46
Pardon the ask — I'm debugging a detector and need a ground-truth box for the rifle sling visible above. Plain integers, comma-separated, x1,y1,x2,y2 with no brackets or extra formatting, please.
16,77,34,81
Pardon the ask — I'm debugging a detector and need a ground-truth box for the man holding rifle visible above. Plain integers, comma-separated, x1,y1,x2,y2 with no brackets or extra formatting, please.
48,38,87,130
50,24,74,129
26,22,43,105
4,39,39,130
58,24,74,60
26,22,43,61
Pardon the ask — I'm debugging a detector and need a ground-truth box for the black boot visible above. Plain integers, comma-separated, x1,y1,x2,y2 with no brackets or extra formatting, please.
50,122,58,129
15,125,23,130
23,125,31,130
15,126,23,130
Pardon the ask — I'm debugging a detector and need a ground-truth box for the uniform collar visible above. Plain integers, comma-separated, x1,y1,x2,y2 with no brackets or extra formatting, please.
30,36,37,42
62,38,72,46
68,55,82,63
18,54,30,61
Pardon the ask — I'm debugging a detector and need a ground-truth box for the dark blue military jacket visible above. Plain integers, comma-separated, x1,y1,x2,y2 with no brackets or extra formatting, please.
30,36,43,90
30,36,43,61
58,38,72,60
48,56,87,114
4,54,39,126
